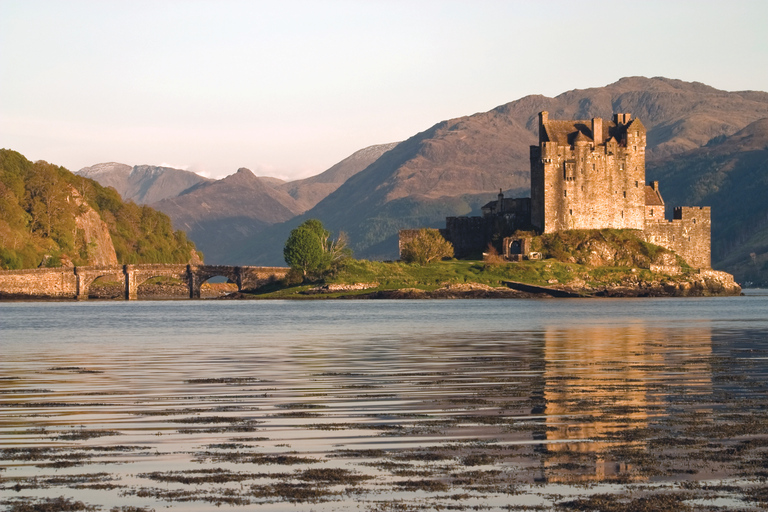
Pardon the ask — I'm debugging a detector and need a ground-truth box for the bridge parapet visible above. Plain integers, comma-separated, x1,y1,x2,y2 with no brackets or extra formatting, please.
239,266,289,291
0,267,77,298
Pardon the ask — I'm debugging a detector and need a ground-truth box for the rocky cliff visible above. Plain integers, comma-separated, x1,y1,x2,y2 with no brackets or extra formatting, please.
69,186,118,266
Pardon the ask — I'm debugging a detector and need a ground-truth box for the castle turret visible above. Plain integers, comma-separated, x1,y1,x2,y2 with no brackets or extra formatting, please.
592,118,603,145
539,111,549,143
573,131,589,146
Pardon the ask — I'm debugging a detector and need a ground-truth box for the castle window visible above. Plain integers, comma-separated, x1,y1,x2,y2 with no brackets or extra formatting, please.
693,218,697,224
569,209,573,215
635,181,639,187
564,161,576,180
650,209,654,216
621,210,624,218
564,190,567,197
592,164,595,170
623,191,627,198
619,163,624,170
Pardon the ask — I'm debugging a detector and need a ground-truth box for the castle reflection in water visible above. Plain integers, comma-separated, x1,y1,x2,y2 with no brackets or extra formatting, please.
539,322,712,482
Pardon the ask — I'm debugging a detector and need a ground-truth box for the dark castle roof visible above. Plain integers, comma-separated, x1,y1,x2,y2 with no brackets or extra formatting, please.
542,117,645,146
645,185,665,206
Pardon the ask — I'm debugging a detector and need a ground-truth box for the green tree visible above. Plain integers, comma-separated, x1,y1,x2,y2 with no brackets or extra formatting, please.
283,219,352,280
283,223,325,278
401,228,454,265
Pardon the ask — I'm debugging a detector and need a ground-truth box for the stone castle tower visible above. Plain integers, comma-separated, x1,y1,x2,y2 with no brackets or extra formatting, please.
531,112,647,233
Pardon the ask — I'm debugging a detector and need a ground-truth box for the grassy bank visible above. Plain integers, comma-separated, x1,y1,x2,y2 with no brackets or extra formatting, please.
242,229,734,299
243,258,691,299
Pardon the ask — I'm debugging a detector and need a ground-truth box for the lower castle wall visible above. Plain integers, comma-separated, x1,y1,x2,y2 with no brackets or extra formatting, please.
444,217,493,258
642,207,711,269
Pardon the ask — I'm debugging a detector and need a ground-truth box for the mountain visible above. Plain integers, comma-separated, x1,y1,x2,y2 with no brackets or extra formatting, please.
0,149,198,269
516,77,768,160
78,163,211,204
150,168,302,263
278,143,400,212
235,77,768,265
647,118,768,284
79,144,399,263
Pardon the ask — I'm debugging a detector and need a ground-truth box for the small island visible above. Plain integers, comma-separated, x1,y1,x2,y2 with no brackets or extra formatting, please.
247,112,740,300
231,226,740,300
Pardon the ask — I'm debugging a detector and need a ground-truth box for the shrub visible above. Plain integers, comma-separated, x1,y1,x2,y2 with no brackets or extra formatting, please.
400,228,454,265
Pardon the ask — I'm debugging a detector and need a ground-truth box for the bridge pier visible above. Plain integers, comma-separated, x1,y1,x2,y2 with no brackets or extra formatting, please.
188,265,201,299
74,268,88,300
124,266,138,300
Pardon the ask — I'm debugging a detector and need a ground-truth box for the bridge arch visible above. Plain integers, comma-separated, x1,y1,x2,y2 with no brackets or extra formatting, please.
74,267,124,300
124,264,190,300
188,266,242,299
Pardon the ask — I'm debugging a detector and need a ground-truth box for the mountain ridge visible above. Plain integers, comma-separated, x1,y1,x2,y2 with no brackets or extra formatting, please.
77,77,768,276
235,76,768,266
647,117,768,283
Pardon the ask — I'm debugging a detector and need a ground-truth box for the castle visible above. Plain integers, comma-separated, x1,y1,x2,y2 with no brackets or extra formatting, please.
400,111,712,269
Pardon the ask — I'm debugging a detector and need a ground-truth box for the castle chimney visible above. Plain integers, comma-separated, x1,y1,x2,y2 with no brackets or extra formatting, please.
614,113,624,125
539,111,548,143
624,113,632,123
592,117,603,145
651,180,659,191
498,189,504,213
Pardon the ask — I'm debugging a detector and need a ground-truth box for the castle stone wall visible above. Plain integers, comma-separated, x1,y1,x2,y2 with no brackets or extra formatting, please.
444,217,493,258
642,207,711,269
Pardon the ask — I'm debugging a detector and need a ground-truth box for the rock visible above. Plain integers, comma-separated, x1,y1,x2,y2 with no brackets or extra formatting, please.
68,186,118,266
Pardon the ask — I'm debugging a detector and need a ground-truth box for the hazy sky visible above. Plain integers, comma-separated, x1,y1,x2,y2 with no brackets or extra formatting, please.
2,0,767,180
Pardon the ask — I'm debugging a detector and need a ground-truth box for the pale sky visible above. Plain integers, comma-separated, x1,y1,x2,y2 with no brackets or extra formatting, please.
2,0,767,180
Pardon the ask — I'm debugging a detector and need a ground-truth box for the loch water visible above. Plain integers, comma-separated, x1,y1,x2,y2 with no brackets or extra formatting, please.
2,294,768,510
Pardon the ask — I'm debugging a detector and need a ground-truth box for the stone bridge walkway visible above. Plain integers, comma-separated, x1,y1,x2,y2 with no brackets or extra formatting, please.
0,264,289,300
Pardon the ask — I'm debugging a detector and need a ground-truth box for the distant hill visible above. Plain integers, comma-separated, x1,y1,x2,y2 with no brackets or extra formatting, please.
0,149,199,269
647,118,768,284
78,163,211,204
150,168,302,263
235,77,768,265
80,144,399,263
278,143,400,212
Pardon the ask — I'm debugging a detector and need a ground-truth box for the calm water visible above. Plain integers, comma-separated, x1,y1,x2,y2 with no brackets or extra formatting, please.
2,294,768,510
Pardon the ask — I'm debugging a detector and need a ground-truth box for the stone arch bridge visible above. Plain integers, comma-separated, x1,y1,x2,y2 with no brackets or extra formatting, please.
0,264,289,300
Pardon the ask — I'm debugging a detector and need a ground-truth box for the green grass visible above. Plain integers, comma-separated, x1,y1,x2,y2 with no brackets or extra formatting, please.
240,258,696,299
241,229,703,299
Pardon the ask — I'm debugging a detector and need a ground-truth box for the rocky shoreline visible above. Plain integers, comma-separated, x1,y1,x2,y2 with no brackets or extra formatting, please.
0,269,742,301
298,270,743,299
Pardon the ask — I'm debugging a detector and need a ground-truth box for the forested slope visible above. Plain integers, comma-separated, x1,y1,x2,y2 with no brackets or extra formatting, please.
0,149,199,269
